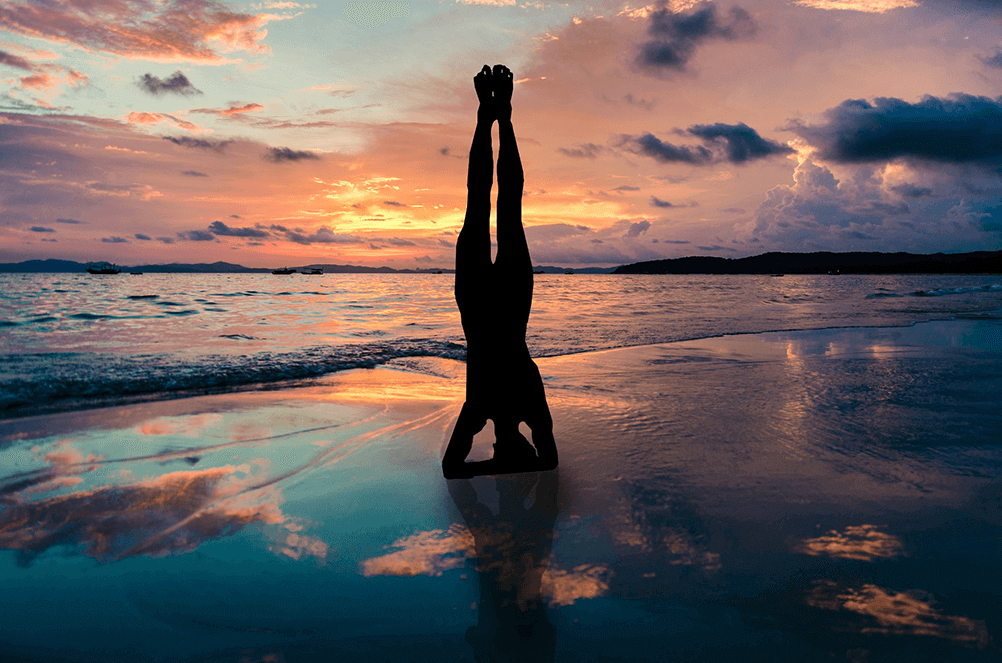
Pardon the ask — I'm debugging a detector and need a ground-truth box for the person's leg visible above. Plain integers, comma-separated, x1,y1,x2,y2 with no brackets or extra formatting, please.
455,65,495,316
491,65,533,328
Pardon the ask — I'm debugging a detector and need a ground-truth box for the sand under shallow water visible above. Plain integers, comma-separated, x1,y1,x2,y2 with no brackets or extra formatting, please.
1,319,1000,662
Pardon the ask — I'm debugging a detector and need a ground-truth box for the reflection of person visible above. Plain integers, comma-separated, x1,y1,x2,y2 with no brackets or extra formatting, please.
448,471,560,663
443,65,557,480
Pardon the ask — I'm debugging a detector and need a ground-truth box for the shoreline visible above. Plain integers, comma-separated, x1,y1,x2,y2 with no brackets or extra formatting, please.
4,311,1001,423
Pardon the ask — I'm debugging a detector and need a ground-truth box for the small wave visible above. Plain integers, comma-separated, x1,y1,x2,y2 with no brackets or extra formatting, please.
164,310,198,316
865,292,902,299
0,338,467,418
219,334,259,340
128,295,159,300
913,284,1002,297
0,320,18,327
153,301,184,307
69,313,114,320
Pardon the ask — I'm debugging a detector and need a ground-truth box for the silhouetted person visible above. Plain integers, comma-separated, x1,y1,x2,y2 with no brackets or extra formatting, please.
443,65,557,479
449,471,560,662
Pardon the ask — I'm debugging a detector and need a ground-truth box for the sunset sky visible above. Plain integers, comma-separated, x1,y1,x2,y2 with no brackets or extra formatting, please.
1,0,1001,268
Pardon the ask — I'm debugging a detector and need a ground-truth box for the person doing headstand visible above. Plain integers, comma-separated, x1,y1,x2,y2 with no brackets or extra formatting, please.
442,64,558,479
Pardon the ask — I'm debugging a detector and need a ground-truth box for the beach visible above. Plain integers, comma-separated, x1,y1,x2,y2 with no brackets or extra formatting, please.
2,317,1000,662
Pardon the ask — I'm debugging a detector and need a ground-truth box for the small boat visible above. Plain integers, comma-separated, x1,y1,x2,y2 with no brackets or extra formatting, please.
300,266,323,275
272,267,295,275
86,261,121,274
564,269,574,275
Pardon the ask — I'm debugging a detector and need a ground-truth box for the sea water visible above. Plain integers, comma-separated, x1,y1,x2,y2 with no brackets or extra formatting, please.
2,272,1001,417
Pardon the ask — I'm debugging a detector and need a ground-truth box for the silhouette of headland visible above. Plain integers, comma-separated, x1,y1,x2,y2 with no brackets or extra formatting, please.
614,250,1002,275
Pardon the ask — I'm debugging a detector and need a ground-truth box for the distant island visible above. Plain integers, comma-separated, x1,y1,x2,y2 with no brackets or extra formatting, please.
614,251,1002,275
0,260,454,274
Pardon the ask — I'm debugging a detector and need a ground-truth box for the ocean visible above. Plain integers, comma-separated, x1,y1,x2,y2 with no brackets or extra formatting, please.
2,272,1001,418
2,272,1001,661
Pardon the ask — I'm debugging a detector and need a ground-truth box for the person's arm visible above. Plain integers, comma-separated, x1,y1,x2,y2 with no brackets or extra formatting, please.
443,402,487,479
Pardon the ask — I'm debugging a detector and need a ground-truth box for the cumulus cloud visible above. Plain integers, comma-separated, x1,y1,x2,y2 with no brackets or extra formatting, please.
637,3,756,73
162,136,231,151
0,0,298,62
135,233,152,240
208,220,269,237
29,226,55,232
752,148,1002,252
101,236,129,243
619,122,790,166
138,71,201,96
650,196,677,207
265,146,320,162
792,94,1002,169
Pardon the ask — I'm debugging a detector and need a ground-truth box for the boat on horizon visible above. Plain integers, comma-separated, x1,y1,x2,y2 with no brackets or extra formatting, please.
301,266,323,275
86,261,121,274
272,267,295,275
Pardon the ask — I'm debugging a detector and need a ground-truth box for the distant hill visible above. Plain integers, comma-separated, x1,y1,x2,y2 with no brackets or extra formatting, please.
0,260,453,274
531,265,617,274
614,251,1002,275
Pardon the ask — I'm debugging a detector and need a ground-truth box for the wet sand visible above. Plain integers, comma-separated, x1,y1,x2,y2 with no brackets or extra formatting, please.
1,319,1000,662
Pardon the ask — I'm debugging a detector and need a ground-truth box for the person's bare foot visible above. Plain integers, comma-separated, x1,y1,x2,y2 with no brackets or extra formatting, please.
492,64,513,122
474,65,493,122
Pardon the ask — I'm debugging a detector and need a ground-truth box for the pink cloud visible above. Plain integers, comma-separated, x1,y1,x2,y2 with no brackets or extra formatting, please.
124,110,202,132
0,0,299,62
18,73,60,89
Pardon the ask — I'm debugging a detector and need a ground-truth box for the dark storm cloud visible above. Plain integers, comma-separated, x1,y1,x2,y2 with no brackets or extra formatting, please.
0,49,35,71
383,200,406,207
29,226,54,232
650,196,676,207
177,230,216,241
625,220,651,237
687,122,794,163
890,183,933,198
637,4,756,72
981,50,1002,69
620,132,713,164
265,147,320,163
620,122,792,166
557,143,604,159
162,136,231,151
135,233,151,240
55,217,83,224
137,71,202,96
101,236,128,243
792,94,1002,167
207,221,269,238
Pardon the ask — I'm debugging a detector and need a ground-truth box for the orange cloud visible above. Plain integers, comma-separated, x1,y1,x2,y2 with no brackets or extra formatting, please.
124,111,202,132
18,73,60,89
192,102,266,118
0,0,300,62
